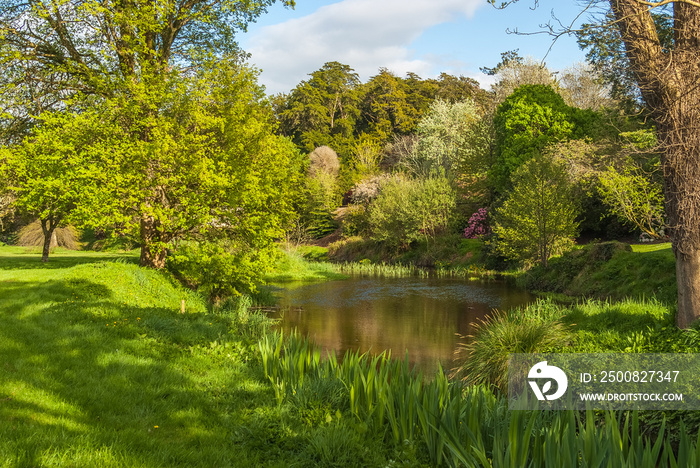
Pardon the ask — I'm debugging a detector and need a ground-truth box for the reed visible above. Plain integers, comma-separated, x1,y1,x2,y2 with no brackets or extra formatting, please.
258,332,700,467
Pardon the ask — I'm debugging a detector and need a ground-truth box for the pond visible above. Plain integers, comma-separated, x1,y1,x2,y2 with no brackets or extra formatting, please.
269,276,535,374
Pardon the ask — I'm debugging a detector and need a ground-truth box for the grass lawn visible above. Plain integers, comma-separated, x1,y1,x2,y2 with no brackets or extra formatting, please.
0,247,317,467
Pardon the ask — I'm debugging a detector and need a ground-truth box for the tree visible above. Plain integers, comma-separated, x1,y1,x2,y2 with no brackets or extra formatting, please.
491,0,700,327
492,154,579,267
276,62,361,155
402,99,489,182
368,175,456,251
575,10,673,105
598,164,666,238
2,111,113,261
435,73,493,111
358,69,420,144
1,0,294,268
491,84,574,192
559,62,613,110
309,146,341,178
482,52,557,105
110,62,301,269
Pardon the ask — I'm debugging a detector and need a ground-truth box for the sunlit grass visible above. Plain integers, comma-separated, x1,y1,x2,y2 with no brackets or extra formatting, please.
0,247,301,467
630,242,672,253
264,247,348,283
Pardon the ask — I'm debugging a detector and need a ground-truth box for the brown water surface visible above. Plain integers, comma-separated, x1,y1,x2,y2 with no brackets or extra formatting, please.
270,276,535,374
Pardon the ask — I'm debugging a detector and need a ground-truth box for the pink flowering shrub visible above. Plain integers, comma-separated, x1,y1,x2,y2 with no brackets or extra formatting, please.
463,208,490,238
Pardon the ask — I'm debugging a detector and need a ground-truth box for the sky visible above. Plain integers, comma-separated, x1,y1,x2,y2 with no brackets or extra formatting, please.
238,0,608,95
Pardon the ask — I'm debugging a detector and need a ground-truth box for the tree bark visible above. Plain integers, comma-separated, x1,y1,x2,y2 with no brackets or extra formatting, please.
40,218,57,262
139,215,167,269
656,87,700,328
676,250,700,328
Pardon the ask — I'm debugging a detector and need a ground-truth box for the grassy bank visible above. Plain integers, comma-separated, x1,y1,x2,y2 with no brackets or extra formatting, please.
0,248,313,466
263,247,348,283
326,234,484,270
518,241,677,304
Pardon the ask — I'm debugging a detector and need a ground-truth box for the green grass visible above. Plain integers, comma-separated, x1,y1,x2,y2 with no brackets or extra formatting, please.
263,248,348,283
0,248,324,466
0,246,139,271
630,242,672,253
519,241,677,303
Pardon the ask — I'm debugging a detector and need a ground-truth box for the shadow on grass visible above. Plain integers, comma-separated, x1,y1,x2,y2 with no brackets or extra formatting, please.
0,278,283,467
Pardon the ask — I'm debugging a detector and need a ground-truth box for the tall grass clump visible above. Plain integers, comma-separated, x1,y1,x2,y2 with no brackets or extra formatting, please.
214,294,277,341
452,299,572,393
258,332,700,467
335,260,426,278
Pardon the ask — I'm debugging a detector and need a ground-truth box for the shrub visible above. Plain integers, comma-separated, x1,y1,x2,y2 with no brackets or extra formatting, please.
214,295,276,340
368,175,456,250
167,240,276,302
304,171,341,239
341,205,370,237
451,300,571,394
309,146,340,177
463,208,490,238
350,174,391,205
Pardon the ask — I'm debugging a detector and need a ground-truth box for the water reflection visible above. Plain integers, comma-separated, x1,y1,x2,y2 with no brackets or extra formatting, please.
270,276,535,374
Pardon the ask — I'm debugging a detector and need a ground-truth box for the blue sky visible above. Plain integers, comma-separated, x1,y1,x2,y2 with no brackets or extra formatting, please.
238,0,606,95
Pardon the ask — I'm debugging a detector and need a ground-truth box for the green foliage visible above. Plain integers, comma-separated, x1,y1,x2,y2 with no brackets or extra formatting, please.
492,154,579,267
452,300,572,394
491,84,575,192
277,62,362,155
368,176,456,251
3,110,117,260
357,69,421,143
303,171,341,239
563,298,677,353
520,241,631,293
2,0,300,267
341,205,371,237
36,61,300,268
599,164,665,238
167,239,279,302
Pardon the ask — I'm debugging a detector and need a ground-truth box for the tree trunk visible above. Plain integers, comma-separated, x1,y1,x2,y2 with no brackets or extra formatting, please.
139,215,167,269
657,92,700,328
40,218,57,263
675,251,700,328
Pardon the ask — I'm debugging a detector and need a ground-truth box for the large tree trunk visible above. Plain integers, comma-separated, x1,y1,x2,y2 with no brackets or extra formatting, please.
676,252,700,328
610,0,700,327
139,215,167,269
657,87,700,328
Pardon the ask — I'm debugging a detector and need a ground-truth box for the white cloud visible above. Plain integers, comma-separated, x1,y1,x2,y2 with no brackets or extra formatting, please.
247,0,485,94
